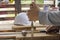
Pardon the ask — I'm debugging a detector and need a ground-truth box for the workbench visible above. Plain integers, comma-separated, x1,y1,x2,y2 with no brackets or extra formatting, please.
12,25,60,40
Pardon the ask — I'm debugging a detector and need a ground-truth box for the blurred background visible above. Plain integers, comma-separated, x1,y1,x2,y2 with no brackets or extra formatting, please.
0,0,60,21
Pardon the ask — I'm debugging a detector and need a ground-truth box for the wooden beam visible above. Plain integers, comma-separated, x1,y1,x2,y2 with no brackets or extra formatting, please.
0,34,16,39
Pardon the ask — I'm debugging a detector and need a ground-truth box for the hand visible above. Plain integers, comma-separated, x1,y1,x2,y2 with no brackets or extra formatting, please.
46,25,53,32
46,25,59,33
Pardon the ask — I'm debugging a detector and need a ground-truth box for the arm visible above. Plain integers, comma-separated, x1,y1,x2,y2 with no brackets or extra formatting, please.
39,11,60,33
48,11,60,26
27,2,40,21
39,11,50,25
46,11,60,33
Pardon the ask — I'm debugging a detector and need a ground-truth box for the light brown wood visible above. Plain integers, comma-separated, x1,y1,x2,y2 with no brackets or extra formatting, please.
16,33,60,40
0,30,15,32
12,25,46,31
16,33,60,38
12,25,35,31
0,35,16,38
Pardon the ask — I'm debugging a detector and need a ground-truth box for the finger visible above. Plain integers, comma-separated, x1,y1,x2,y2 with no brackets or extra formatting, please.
46,25,53,31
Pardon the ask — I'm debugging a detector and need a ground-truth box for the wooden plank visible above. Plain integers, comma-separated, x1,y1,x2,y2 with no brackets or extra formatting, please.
12,25,46,29
0,36,15,39
12,25,46,31
0,35,16,38
16,33,60,38
0,30,15,32
16,33,60,40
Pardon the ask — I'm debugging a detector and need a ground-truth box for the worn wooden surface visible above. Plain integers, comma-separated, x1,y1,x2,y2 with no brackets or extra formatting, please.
12,24,60,40
16,33,60,40
0,20,60,40
12,24,46,31
0,35,16,39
